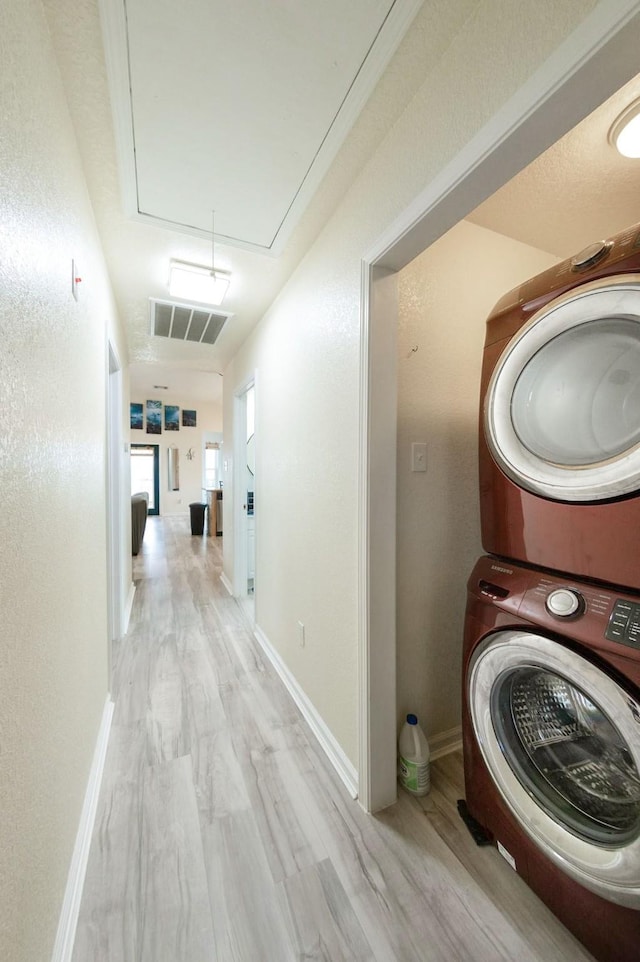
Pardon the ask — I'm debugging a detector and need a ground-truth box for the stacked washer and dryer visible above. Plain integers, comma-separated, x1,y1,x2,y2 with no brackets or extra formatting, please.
462,222,640,960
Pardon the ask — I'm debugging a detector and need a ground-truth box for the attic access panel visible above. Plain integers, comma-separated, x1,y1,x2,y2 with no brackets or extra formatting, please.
102,0,421,252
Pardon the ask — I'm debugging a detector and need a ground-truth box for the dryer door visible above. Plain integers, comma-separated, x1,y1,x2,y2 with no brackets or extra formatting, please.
469,630,640,907
485,275,640,501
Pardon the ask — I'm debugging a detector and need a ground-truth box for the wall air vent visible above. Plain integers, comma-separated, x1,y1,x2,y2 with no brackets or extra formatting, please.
149,298,232,346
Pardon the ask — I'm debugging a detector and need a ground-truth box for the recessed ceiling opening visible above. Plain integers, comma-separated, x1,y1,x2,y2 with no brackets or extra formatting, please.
102,0,422,253
150,298,233,346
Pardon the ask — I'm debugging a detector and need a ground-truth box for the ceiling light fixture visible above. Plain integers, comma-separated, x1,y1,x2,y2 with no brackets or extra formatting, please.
168,211,231,305
609,98,640,158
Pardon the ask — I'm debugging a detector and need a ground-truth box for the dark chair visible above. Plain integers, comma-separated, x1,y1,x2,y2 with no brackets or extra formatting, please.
131,492,149,555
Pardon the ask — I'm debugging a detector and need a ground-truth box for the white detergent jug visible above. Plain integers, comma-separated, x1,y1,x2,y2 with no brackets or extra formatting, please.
398,713,430,796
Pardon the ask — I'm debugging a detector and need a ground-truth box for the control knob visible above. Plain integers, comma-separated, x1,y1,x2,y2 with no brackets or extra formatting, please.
570,240,611,272
545,588,584,618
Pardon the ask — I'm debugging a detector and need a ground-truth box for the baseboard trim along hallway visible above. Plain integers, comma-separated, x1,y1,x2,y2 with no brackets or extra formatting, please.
253,624,359,800
51,695,114,962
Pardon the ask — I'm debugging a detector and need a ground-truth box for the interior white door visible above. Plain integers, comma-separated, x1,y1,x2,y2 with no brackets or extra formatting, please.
233,378,256,621
245,385,255,597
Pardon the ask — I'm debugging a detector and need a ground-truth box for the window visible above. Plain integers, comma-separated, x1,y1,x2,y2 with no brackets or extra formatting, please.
204,442,220,489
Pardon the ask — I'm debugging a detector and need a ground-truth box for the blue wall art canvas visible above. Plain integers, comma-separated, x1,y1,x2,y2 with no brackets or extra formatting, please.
130,402,143,429
146,399,162,434
182,409,197,427
165,405,180,431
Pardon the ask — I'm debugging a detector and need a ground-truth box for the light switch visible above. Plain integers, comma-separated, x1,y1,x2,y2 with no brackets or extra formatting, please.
411,442,427,472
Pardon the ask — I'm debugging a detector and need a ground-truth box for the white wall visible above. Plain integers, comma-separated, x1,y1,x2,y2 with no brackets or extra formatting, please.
395,220,558,741
222,0,601,770
129,398,222,515
0,1,128,959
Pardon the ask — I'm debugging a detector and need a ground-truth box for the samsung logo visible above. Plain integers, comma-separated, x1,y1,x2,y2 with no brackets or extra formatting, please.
491,564,513,574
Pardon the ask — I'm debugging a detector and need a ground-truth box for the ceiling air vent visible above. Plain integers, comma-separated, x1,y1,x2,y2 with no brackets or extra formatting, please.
150,298,232,346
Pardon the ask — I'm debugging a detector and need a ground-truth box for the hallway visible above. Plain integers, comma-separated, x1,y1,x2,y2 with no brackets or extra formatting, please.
72,517,593,961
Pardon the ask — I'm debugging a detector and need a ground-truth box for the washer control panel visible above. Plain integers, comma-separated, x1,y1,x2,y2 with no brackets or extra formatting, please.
545,588,584,618
472,557,640,659
605,600,640,649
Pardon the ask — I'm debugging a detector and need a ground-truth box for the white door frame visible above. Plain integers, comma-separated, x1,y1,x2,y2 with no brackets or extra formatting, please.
233,374,256,616
106,338,124,685
358,1,640,812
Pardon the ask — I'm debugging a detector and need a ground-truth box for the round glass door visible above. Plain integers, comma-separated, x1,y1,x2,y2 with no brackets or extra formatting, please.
512,318,640,467
492,666,640,845
469,630,640,906
485,276,640,501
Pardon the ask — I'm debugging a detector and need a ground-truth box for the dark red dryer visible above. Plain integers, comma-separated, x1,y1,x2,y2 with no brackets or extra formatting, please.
479,221,640,591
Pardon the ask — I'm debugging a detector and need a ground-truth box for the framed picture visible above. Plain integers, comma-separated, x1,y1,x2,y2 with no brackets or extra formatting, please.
146,399,162,434
165,404,180,431
130,402,143,430
182,409,197,427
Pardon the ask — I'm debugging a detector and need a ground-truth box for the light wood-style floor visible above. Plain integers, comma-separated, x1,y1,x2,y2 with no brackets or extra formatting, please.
72,516,594,961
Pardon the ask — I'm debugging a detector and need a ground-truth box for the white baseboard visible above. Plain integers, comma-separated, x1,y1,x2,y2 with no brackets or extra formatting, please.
220,572,233,596
429,725,462,760
123,582,136,635
51,695,114,962
253,625,359,799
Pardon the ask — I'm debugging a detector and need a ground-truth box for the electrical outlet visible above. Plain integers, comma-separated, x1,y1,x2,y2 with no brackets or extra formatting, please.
297,620,305,647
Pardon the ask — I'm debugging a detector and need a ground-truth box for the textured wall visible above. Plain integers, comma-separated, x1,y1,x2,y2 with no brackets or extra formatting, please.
0,1,125,959
222,0,599,769
396,221,558,740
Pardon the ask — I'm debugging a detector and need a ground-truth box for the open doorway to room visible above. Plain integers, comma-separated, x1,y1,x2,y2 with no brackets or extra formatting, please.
203,431,224,535
360,10,640,813
130,443,160,515
107,340,124,684
234,379,256,622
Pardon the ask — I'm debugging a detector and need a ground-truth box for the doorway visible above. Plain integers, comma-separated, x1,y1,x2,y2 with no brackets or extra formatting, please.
106,341,124,684
204,432,224,536
131,443,160,515
360,6,640,812
233,378,256,621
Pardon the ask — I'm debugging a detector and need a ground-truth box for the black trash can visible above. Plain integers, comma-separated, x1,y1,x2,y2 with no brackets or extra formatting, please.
189,502,207,536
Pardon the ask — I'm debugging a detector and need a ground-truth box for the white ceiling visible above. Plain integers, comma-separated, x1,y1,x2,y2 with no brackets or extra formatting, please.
42,0,426,402
42,1,640,406
128,362,224,406
468,70,640,258
111,0,414,253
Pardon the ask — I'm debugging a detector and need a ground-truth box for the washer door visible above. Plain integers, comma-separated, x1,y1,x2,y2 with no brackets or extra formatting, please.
485,275,640,501
469,630,640,906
